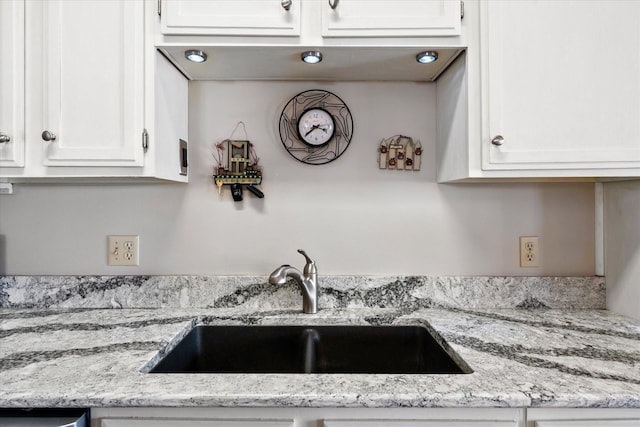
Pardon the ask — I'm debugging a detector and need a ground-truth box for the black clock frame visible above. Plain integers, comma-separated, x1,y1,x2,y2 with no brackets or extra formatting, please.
279,89,354,165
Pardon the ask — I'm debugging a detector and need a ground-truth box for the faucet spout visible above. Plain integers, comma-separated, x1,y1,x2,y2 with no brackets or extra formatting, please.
268,250,318,314
268,264,296,286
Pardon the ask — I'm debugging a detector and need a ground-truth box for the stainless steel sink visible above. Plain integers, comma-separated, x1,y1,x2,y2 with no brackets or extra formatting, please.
148,325,472,374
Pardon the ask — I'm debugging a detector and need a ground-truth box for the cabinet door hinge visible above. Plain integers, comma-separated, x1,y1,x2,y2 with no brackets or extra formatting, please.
157,0,161,17
142,129,149,153
460,1,464,19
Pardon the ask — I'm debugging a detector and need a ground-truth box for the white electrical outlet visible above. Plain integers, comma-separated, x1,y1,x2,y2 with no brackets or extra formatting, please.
520,236,539,268
108,235,139,266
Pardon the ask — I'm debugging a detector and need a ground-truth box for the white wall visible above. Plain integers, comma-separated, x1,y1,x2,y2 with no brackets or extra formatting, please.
0,81,595,276
604,180,640,320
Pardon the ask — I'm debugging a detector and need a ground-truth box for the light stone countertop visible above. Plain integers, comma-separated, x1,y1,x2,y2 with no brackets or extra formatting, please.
1,306,639,409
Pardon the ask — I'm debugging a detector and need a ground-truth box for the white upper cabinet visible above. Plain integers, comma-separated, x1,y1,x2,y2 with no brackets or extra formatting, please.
321,0,462,38
481,0,640,172
437,0,640,181
40,0,144,167
155,0,465,82
159,0,461,39
161,0,301,36
0,0,25,168
0,0,188,182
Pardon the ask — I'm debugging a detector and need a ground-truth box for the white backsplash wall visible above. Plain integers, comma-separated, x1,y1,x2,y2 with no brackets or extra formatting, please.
604,180,640,320
0,81,595,275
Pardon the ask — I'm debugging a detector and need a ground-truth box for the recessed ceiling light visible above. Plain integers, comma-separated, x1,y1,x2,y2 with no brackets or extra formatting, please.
185,50,207,63
301,51,323,64
416,51,438,64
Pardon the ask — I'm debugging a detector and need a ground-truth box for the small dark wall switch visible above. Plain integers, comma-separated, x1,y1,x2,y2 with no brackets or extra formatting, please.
179,139,188,176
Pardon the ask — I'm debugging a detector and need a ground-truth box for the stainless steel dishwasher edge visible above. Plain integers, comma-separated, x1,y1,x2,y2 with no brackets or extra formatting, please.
0,409,88,427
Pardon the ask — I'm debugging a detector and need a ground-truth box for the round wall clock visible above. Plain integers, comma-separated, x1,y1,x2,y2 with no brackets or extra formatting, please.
279,89,353,165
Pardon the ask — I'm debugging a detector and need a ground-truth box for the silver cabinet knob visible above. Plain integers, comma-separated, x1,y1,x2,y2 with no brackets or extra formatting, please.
41,131,57,142
491,135,504,146
329,0,339,9
281,0,292,10
0,133,10,143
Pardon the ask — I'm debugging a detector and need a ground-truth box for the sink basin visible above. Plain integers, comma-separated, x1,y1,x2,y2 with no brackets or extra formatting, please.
149,325,471,374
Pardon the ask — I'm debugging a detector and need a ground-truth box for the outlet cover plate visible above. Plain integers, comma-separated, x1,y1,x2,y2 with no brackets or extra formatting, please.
519,236,539,268
107,235,139,266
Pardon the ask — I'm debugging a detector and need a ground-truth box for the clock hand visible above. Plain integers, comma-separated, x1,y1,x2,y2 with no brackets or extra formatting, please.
304,125,320,137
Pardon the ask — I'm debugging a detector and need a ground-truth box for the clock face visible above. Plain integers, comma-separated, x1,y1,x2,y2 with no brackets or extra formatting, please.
279,89,353,165
297,108,335,146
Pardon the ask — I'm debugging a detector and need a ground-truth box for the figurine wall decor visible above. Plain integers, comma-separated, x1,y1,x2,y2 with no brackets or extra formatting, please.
212,122,264,202
378,135,422,171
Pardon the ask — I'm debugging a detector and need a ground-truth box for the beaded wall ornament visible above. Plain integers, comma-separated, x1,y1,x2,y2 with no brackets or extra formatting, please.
378,135,422,171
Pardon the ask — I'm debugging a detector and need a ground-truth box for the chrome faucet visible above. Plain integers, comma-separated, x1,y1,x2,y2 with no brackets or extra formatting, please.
269,249,318,314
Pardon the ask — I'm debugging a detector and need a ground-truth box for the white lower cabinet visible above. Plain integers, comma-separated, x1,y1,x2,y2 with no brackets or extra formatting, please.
102,419,293,427
535,422,639,427
93,407,640,427
526,408,640,427
324,420,517,427
92,408,524,427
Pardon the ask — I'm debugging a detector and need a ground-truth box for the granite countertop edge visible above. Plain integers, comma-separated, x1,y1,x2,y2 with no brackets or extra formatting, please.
0,307,639,409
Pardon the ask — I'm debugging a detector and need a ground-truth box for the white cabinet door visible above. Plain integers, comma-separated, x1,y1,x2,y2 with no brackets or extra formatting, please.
321,0,462,37
482,0,640,171
535,421,640,427
40,0,144,167
0,0,25,168
161,0,300,36
527,408,640,427
325,420,518,427
102,418,293,427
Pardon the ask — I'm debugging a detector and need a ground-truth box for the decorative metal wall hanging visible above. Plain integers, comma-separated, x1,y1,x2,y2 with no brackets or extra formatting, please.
279,89,354,165
212,122,264,202
378,135,422,171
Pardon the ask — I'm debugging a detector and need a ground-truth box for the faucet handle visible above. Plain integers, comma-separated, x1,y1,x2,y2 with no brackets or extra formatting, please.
297,249,317,275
